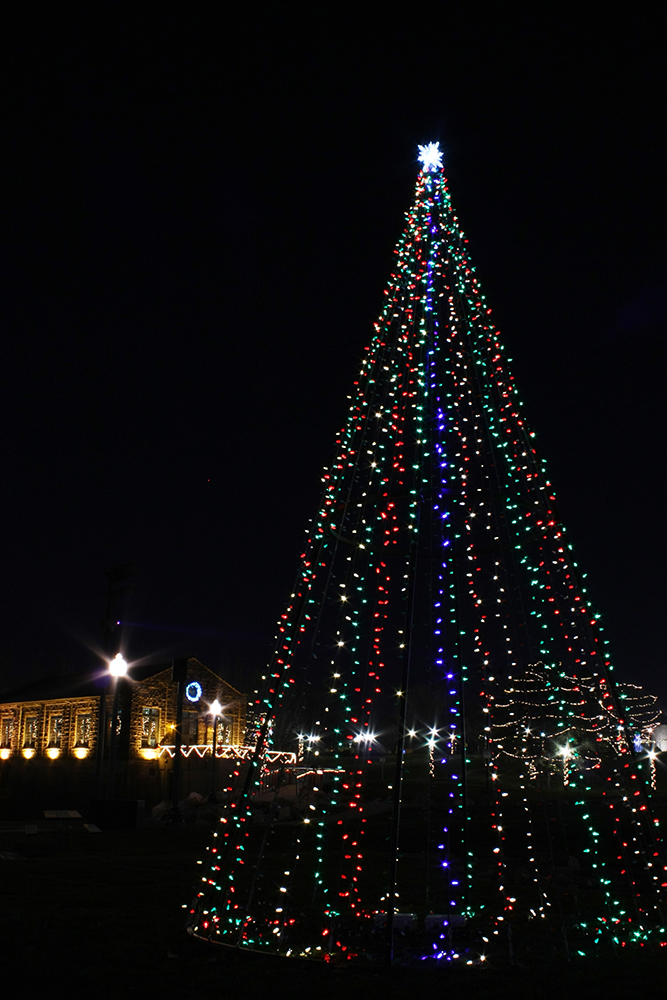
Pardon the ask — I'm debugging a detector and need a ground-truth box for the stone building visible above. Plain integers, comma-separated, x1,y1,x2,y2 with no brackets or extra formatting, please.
0,657,246,814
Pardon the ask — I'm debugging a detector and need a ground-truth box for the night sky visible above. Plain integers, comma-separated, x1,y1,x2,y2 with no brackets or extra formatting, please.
2,7,665,705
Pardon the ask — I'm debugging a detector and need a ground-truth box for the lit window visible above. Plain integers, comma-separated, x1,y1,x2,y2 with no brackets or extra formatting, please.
75,713,92,747
142,707,160,748
1,716,14,748
24,715,38,748
48,714,63,748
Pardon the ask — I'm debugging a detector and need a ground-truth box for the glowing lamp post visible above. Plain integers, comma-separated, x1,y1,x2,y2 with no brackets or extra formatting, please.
109,652,128,678
107,653,128,797
210,699,222,793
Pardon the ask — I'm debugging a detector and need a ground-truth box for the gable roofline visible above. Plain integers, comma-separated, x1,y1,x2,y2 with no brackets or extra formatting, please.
0,657,245,707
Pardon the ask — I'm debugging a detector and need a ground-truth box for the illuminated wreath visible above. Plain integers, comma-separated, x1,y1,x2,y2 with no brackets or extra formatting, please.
185,681,202,703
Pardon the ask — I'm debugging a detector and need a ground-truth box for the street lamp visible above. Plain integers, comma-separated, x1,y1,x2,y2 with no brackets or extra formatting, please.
210,699,223,794
109,653,128,679
107,653,129,797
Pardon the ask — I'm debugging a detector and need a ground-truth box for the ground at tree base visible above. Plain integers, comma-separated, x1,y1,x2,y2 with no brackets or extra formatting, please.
1,821,665,999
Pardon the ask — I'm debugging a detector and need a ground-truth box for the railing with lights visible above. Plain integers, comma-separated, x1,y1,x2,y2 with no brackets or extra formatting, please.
156,743,297,764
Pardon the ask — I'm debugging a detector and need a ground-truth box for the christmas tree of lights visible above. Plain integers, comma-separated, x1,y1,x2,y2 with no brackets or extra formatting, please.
189,144,667,964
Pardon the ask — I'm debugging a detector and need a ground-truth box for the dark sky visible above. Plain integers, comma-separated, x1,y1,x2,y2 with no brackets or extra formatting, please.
2,6,665,704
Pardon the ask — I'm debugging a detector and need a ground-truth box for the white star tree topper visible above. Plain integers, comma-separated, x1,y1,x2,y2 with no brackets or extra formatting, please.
417,142,443,172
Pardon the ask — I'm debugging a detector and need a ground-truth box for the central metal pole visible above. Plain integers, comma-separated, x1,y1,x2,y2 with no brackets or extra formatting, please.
385,512,419,966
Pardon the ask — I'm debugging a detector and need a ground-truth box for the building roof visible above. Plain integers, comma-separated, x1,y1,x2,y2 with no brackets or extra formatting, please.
0,671,107,704
0,658,241,706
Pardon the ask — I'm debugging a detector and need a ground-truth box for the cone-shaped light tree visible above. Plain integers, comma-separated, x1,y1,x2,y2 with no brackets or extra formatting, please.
190,144,667,963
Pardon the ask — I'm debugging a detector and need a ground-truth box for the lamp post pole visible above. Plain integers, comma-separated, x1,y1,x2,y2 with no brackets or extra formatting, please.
95,562,137,798
210,699,222,795
106,653,128,798
167,657,188,824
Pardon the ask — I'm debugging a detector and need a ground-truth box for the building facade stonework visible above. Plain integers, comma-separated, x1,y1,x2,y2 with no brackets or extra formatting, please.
0,658,246,814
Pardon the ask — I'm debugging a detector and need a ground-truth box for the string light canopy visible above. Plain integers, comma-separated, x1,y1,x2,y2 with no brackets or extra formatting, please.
188,144,667,966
